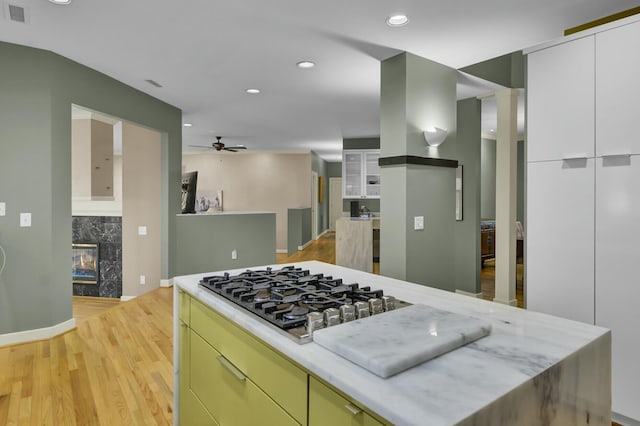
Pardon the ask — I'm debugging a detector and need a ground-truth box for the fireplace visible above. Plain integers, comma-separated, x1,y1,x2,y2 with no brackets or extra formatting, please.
72,243,99,285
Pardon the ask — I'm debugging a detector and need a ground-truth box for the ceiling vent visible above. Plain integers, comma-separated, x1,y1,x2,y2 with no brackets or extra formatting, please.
145,79,163,88
4,2,29,23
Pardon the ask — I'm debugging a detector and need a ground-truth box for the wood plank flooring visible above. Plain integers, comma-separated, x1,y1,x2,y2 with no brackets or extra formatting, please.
0,288,174,425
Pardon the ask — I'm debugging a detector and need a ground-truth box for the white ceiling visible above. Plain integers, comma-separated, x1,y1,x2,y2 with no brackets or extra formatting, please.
2,0,637,160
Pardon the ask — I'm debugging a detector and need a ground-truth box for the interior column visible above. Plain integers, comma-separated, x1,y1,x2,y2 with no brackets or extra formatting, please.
379,52,458,289
493,88,518,305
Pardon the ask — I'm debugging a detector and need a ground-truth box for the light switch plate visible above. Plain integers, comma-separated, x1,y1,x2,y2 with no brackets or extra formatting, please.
0,202,5,216
138,226,147,236
20,212,31,227
414,216,424,230
231,249,237,260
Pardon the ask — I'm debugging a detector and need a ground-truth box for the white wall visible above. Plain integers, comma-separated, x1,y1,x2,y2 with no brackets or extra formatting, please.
182,152,312,252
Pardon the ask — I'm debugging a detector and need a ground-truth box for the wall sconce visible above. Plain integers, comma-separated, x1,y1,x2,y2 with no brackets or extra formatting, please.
423,127,448,147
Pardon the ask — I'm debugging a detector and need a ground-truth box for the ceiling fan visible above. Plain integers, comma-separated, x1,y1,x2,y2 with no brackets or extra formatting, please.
189,136,248,152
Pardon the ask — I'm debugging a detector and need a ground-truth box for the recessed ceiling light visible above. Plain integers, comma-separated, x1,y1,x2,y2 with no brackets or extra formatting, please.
386,14,409,27
49,0,72,4
296,61,315,69
246,88,261,94
184,123,193,127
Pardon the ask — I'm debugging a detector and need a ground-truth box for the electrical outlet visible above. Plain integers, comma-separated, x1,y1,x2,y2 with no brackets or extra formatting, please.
138,226,147,236
139,275,146,285
20,212,31,227
231,249,237,260
414,216,424,231
0,202,5,216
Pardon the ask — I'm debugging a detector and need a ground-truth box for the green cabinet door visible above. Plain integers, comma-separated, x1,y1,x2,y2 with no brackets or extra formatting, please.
191,329,300,426
309,377,384,426
179,321,217,425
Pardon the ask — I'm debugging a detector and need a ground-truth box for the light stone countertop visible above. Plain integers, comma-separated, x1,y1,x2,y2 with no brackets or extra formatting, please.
174,261,610,426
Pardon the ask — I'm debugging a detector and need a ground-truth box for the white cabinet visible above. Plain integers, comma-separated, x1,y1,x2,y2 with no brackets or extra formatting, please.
527,36,595,162
596,20,640,156
342,150,380,199
595,155,640,420
526,159,595,324
526,16,640,422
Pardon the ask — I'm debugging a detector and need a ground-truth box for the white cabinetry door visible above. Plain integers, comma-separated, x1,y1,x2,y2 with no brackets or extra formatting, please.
596,20,640,157
527,36,595,162
595,155,640,420
526,159,595,324
364,152,381,198
342,150,380,199
343,152,363,198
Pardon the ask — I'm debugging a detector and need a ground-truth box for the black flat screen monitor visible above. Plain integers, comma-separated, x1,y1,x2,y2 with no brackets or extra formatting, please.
181,171,198,214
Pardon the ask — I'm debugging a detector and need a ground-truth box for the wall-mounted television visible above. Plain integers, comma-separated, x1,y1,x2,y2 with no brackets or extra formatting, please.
181,171,198,214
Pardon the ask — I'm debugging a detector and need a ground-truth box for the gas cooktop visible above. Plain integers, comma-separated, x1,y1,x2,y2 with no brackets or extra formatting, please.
198,265,409,343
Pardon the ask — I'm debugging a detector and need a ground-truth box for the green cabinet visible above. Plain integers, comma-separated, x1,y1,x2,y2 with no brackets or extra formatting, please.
309,377,384,426
178,291,389,426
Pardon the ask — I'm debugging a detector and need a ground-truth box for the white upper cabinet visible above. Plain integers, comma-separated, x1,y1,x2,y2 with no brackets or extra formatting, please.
596,20,640,157
527,36,595,162
342,150,380,199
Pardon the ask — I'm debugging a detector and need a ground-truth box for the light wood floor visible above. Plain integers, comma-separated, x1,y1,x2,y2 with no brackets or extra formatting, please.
1,288,174,425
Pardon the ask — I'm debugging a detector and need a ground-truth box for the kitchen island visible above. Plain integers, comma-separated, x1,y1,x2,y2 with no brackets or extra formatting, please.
174,261,610,426
335,216,380,272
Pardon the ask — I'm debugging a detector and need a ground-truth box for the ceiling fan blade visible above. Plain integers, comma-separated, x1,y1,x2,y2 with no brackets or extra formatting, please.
188,145,214,149
224,148,238,152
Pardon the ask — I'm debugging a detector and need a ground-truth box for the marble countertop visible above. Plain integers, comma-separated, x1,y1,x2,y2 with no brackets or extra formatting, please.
174,261,609,426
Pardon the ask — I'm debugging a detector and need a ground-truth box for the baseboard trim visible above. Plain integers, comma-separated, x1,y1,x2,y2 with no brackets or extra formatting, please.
276,249,288,254
318,229,329,238
298,240,313,251
160,278,174,288
120,295,136,302
455,290,484,298
493,297,518,306
0,318,76,348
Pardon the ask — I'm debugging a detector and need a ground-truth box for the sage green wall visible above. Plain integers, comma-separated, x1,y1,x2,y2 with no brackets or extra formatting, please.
0,41,181,335
460,51,525,88
481,139,497,219
481,138,525,223
287,208,312,256
343,137,380,150
327,162,342,178
174,214,276,276
454,98,482,294
380,52,459,290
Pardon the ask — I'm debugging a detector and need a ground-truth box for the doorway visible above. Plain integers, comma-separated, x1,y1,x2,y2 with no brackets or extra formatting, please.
329,177,342,231
311,172,318,240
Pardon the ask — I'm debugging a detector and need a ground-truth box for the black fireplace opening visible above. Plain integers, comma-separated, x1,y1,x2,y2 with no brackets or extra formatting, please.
72,243,99,285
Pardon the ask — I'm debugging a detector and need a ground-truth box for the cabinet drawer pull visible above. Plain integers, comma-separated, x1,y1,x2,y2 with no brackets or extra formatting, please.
344,403,362,416
601,153,631,158
562,154,589,160
217,356,246,381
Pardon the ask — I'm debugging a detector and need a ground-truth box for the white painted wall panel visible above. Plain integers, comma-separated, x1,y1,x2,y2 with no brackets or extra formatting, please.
596,20,640,157
526,159,594,324
527,36,595,162
595,155,640,420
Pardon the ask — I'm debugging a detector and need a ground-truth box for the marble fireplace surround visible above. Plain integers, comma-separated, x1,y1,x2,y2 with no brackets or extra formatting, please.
72,216,122,298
